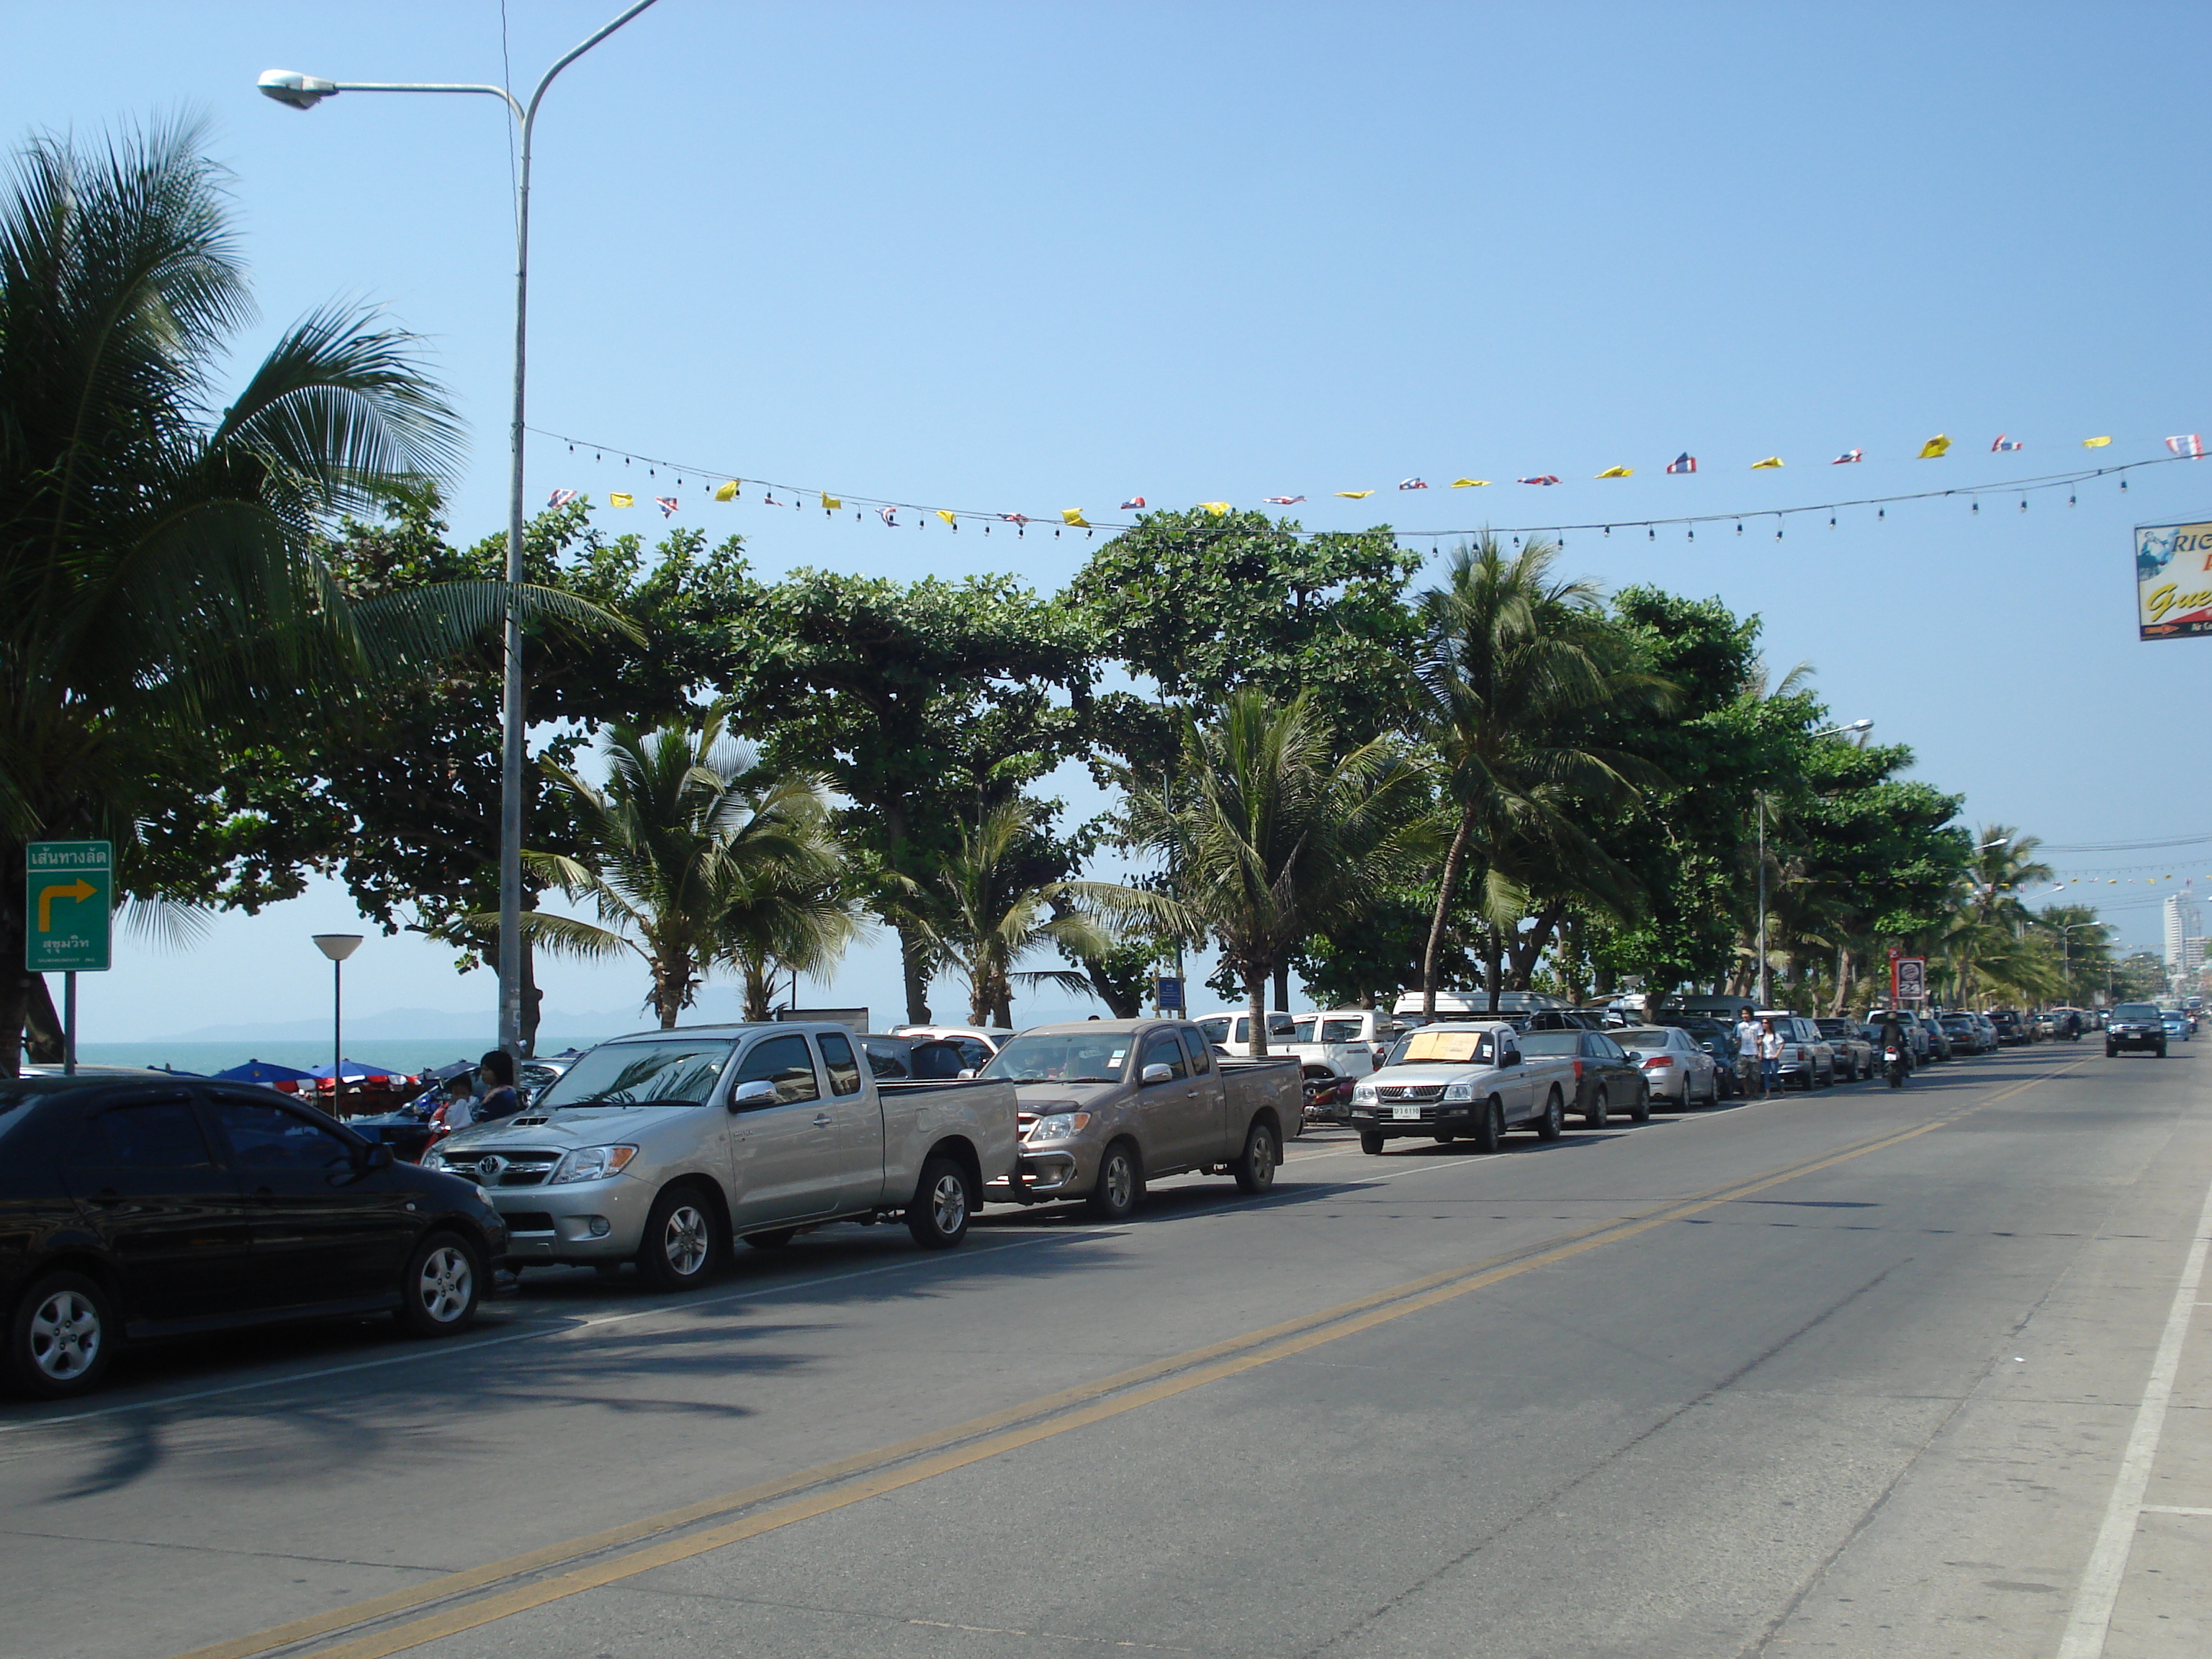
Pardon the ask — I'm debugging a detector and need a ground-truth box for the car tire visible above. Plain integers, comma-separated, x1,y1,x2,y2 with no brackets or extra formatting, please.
1631,1083,1652,1123
1585,1088,1609,1130
1086,1141,1144,1220
1232,1118,1280,1195
2107,1045,2117,1058
396,1231,483,1338
907,1154,974,1249
1473,1097,1503,1154
637,1182,724,1290
743,1228,797,1251
1536,1087,1565,1141
2157,1044,2167,1060
1359,1130,1385,1156
6,1271,115,1400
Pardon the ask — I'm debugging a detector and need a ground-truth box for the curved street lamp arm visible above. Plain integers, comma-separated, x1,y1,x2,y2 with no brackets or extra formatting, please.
332,82,526,121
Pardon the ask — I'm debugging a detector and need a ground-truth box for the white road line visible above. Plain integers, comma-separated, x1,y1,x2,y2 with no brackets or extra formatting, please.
2055,1163,2212,1659
2140,1505,2212,1516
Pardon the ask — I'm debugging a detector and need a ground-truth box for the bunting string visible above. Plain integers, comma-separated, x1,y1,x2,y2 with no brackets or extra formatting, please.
525,424,2208,547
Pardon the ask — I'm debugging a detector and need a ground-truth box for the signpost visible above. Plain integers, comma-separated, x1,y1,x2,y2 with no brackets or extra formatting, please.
1895,956,1927,1004
2134,520,2212,640
24,840,112,1075
1154,975,1185,1015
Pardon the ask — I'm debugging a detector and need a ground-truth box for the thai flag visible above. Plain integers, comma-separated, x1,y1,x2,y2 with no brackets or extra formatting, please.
1516,475,1560,486
2168,434,2205,457
1992,434,2023,451
654,496,678,517
997,513,1029,526
1665,453,1696,475
1264,495,1305,505
1832,449,1863,464
1398,477,1429,490
547,488,579,508
1119,497,1146,510
878,505,898,526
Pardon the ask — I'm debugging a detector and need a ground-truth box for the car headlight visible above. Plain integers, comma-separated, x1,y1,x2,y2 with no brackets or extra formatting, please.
1028,1112,1091,1142
1442,1080,1475,1102
550,1144,639,1184
422,1151,451,1172
1351,1084,1377,1103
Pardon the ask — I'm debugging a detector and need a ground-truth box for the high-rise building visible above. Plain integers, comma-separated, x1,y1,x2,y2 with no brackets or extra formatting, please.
2166,889,2203,977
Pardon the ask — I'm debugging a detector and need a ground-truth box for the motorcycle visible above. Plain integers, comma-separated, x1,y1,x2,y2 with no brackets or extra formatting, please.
1884,1046,1906,1088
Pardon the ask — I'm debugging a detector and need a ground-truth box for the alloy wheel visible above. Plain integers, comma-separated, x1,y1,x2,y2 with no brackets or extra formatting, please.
415,1245,474,1326
662,1205,711,1277
929,1171,968,1235
28,1287,101,1382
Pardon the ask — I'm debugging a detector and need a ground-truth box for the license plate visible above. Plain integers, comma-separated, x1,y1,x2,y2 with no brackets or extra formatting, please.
1392,1102,1422,1120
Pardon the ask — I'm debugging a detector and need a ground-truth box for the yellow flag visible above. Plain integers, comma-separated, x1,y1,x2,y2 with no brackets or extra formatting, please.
1335,490,1375,499
820,492,841,511
609,492,634,507
1750,457,1784,469
1595,466,1632,479
1451,478,1489,487
1200,501,1231,516
713,480,738,502
2083,435,2112,448
935,510,956,527
1063,508,1089,528
1917,435,1951,459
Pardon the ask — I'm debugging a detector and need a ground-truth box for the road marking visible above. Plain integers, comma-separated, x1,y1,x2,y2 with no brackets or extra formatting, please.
168,1066,2084,1659
2140,1505,2212,1516
2056,1152,2212,1659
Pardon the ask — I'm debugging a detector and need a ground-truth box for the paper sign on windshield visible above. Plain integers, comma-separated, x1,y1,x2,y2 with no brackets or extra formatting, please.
1405,1030,1491,1064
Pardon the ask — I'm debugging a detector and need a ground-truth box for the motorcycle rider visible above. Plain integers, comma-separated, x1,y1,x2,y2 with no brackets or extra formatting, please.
1874,1010,1910,1084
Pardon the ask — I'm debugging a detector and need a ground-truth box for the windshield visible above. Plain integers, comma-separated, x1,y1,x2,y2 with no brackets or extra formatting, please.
982,1033,1133,1084
1518,1031,1581,1056
534,1039,734,1109
1195,1017,1231,1044
1396,1028,1495,1066
2113,1003,2159,1020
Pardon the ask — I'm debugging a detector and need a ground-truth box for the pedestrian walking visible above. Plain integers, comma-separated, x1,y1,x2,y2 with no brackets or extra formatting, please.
1759,1017,1784,1095
1735,1012,1766,1099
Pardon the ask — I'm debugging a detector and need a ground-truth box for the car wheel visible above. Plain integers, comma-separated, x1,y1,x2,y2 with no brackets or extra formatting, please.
2106,1045,2118,1058
1536,1087,1565,1141
397,1231,482,1337
743,1229,797,1251
1473,1097,1504,1154
907,1154,974,1249
1086,1141,1144,1220
1232,1118,1280,1194
2157,1044,2167,1060
6,1271,114,1400
1631,1082,1652,1123
1359,1130,1385,1156
637,1183,723,1290
1585,1087,1609,1130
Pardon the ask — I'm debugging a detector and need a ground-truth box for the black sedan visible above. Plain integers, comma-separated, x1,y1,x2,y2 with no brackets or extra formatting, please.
1,1076,508,1400
1516,1029,1652,1127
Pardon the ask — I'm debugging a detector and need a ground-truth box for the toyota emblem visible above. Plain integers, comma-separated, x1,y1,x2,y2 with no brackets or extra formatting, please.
478,1155,505,1177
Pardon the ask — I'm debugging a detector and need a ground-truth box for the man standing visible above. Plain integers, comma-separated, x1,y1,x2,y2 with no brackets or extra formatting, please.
1735,1011,1766,1099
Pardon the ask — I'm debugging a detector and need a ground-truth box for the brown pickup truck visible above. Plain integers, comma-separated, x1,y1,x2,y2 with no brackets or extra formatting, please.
976,1019,1303,1219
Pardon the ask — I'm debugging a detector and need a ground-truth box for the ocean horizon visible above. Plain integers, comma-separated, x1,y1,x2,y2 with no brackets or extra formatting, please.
73,1032,623,1076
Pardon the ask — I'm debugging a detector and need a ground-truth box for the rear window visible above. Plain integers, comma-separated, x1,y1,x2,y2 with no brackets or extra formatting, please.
2113,1004,2159,1020
1518,1032,1580,1056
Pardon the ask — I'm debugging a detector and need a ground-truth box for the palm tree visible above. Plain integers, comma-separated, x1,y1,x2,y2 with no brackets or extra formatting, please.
1411,536,1659,1015
1123,690,1428,1056
904,797,1113,1028
522,711,854,1027
0,120,609,1069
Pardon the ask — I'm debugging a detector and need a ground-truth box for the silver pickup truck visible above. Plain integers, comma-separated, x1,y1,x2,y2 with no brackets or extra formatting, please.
426,1023,1018,1288
1344,1020,1581,1153
979,1019,1303,1219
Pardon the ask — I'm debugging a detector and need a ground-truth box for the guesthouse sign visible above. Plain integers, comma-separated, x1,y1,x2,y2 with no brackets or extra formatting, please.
2135,520,2212,639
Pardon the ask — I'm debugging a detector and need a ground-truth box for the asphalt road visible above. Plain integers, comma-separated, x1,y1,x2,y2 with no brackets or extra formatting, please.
4,1038,2208,1659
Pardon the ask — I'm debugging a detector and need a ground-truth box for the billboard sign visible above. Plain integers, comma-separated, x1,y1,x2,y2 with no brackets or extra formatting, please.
1894,956,1927,1002
2135,521,2212,639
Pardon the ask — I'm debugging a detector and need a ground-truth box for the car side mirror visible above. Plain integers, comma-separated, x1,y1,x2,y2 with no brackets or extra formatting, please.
728,1079,778,1112
1141,1063,1174,1086
957,1068,976,1079
1498,1051,1520,1066
359,1141,394,1172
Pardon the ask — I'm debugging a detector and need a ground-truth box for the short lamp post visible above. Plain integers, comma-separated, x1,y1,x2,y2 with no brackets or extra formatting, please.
312,934,363,1113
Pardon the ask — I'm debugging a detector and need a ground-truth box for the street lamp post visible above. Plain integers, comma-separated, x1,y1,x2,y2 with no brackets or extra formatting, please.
311,933,363,1112
259,0,662,1064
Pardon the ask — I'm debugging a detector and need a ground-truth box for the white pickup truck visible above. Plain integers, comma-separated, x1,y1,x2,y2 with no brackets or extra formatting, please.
1200,1008,1386,1119
426,1023,1019,1288
1343,1021,1581,1154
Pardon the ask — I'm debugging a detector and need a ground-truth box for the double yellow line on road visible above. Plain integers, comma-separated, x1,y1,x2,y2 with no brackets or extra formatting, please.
176,1058,2083,1659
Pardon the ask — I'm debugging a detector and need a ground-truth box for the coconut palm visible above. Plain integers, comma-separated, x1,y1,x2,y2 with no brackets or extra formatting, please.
1411,536,1660,1015
903,797,1115,1028
521,711,853,1027
1122,690,1429,1056
0,119,613,1068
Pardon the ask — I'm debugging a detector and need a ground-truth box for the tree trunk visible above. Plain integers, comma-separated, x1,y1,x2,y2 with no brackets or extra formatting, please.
896,924,932,1026
24,974,63,1064
519,937,543,1057
1421,806,1477,1018
1506,903,1565,990
1246,968,1269,1057
1273,961,1290,1015
1828,944,1853,1017
742,959,773,1022
0,871,29,1077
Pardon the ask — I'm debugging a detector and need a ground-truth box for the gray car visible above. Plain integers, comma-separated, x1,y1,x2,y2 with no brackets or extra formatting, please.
1609,1025,1719,1108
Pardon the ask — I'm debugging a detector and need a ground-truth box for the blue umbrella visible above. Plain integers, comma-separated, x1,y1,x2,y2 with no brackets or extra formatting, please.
215,1058,317,1084
305,1058,405,1082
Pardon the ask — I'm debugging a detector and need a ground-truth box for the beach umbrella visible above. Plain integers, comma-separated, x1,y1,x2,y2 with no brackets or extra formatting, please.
305,1058,403,1082
215,1058,316,1084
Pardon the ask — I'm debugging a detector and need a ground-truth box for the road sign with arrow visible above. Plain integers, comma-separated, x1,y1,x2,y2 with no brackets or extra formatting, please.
26,841,111,973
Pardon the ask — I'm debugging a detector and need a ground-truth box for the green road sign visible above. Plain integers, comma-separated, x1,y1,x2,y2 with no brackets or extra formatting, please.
26,840,111,972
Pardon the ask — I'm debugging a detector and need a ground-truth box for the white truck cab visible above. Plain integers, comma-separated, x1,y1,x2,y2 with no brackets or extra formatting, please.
1346,1021,1581,1154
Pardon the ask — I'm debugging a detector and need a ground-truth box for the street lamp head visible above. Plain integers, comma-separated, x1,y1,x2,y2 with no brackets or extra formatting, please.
312,932,364,963
258,70,340,109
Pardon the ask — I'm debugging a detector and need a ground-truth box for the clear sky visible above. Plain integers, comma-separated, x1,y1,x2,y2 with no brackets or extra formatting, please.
12,2,2210,1039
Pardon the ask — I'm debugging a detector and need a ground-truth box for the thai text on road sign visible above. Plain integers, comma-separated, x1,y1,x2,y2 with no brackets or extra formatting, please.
26,840,112,972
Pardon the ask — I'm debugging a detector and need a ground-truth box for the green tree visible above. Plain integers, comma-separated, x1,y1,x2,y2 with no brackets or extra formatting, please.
521,711,850,1028
1123,691,1427,1056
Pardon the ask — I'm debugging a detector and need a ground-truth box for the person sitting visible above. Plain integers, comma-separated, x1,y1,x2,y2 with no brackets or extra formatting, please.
474,1050,523,1123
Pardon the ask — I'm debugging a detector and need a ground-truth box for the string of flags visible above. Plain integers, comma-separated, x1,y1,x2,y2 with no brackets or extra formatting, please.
527,423,2208,548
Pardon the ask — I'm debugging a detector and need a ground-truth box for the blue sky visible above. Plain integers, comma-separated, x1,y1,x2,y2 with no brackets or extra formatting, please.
12,3,2209,1039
